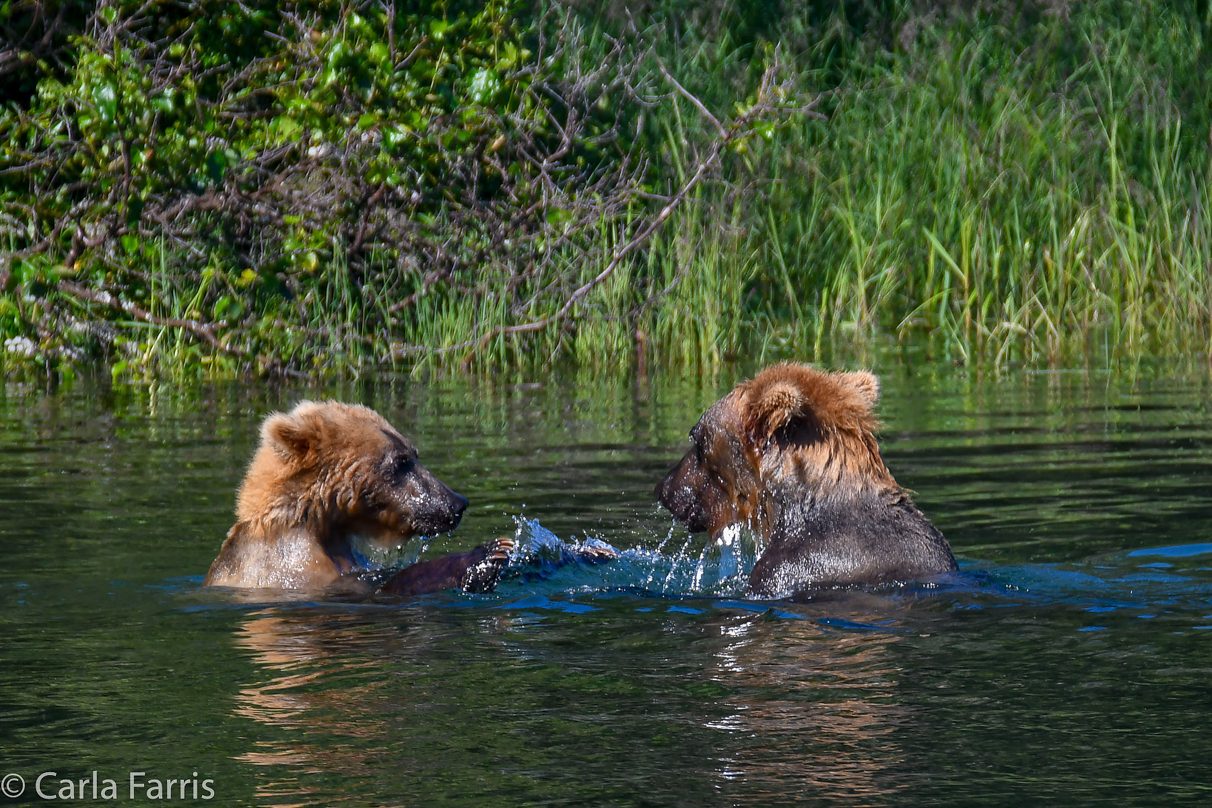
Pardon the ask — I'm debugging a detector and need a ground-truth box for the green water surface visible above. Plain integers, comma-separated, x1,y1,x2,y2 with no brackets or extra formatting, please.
2,365,1212,806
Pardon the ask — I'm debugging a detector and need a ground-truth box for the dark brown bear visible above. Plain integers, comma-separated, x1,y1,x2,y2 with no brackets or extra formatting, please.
655,363,956,597
204,401,511,595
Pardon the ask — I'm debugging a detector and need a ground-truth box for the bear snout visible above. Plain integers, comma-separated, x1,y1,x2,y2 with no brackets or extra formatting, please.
655,458,711,533
402,463,470,535
440,489,469,531
653,464,681,515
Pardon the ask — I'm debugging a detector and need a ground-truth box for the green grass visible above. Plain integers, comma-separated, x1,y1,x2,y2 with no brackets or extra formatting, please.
645,0,1212,370
429,0,1212,376
4,0,1211,378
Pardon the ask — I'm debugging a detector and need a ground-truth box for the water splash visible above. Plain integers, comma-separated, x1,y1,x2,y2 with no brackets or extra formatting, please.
643,524,678,590
349,534,430,570
507,517,762,599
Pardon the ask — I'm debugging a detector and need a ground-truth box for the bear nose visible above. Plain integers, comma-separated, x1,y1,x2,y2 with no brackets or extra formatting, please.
451,492,469,515
655,468,682,513
654,475,672,508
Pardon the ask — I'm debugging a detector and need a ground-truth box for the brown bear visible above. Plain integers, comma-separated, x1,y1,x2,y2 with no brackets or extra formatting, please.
204,401,512,595
655,363,957,597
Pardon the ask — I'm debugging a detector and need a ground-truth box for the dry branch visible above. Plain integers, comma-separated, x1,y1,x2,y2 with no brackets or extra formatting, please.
57,280,302,376
385,56,816,365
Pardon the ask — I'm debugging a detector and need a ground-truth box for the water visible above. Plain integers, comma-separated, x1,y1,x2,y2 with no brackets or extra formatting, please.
3,367,1212,806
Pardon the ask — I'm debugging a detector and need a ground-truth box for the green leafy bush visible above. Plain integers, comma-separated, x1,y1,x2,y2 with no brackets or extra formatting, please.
1,0,642,374
5,0,1212,377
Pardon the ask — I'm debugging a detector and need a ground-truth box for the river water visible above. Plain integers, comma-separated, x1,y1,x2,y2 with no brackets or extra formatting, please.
2,364,1212,806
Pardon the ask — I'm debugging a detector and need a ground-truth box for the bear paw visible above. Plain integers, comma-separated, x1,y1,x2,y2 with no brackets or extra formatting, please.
461,536,516,594
573,541,619,563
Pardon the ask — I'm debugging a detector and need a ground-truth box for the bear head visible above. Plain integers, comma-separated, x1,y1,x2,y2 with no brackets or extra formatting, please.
654,363,895,540
237,401,468,548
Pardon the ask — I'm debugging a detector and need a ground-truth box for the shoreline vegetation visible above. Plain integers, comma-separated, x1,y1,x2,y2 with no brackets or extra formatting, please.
2,0,1211,379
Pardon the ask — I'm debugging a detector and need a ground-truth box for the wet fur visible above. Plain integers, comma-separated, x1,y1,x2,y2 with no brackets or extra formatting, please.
204,401,509,595
656,363,957,596
379,538,515,596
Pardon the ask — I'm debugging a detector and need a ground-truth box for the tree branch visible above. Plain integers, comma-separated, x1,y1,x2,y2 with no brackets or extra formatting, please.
57,280,305,377
385,58,812,365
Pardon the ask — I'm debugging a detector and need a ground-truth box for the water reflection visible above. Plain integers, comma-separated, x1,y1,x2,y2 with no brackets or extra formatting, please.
702,612,910,804
232,609,387,805
222,585,935,808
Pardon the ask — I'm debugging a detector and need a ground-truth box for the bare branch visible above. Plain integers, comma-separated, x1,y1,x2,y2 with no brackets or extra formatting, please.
57,281,303,377
655,57,726,139
385,58,810,364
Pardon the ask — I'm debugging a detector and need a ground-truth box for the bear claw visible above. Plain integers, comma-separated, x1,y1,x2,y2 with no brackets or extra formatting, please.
484,536,516,562
575,543,619,562
461,537,515,594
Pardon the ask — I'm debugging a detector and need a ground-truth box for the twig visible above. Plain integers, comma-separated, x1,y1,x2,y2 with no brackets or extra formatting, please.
386,59,808,365
57,280,306,377
655,58,725,138
59,280,226,348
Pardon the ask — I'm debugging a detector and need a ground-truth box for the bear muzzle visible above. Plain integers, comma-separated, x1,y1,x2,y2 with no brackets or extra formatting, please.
401,464,469,536
655,459,713,534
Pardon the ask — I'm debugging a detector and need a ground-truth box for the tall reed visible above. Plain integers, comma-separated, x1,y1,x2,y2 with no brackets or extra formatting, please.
628,0,1212,370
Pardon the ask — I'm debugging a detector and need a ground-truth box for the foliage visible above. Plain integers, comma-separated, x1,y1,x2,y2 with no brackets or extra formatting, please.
3,0,1212,377
1,0,652,375
628,0,1212,368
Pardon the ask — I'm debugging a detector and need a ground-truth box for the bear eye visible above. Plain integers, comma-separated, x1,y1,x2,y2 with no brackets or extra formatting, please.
390,455,414,476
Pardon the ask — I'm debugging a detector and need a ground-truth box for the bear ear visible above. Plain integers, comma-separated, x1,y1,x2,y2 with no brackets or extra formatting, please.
741,364,881,445
744,378,807,446
261,406,321,465
840,370,879,408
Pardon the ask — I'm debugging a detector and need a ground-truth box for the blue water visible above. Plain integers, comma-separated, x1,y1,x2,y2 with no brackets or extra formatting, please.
435,516,1212,637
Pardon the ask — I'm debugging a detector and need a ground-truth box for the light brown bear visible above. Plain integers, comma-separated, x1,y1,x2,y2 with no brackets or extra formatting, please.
204,401,512,595
655,363,957,597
